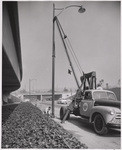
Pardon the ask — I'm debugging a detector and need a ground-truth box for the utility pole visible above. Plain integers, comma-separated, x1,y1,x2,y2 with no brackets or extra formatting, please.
52,3,55,117
29,79,36,94
29,79,31,94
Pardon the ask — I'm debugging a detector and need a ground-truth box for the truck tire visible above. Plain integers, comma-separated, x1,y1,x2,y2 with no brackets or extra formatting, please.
93,114,108,135
60,106,70,120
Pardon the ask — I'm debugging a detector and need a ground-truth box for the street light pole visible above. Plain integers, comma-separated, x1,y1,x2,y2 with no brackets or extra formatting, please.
52,3,55,117
52,3,85,117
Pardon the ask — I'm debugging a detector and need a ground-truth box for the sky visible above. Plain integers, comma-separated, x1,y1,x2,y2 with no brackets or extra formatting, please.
18,1,120,92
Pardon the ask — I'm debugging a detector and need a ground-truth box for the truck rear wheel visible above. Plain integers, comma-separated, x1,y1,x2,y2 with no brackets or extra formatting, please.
60,106,70,120
93,114,108,135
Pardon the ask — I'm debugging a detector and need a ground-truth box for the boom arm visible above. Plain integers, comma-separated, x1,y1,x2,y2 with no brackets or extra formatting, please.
55,17,80,88
55,17,97,123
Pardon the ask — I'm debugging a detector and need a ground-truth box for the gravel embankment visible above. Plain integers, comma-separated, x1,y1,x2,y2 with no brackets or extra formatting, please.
2,102,88,149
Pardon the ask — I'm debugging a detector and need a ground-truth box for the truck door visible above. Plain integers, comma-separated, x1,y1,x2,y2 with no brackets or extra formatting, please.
80,91,94,117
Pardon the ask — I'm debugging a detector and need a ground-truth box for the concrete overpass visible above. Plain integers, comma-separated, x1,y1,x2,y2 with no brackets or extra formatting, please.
23,93,62,101
2,2,22,103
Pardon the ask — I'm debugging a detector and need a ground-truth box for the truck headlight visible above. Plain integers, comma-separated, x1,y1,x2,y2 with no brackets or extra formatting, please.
109,110,115,115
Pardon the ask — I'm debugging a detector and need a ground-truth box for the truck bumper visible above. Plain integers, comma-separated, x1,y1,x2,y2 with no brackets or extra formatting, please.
107,123,121,129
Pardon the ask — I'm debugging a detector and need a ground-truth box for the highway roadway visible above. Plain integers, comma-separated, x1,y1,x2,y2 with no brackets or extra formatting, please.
32,101,121,149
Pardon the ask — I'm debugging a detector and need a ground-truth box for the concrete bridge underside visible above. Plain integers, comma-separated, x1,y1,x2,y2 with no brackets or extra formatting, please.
2,2,22,102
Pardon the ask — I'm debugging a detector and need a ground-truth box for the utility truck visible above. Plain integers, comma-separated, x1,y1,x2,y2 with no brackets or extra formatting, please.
60,72,121,135
54,17,121,135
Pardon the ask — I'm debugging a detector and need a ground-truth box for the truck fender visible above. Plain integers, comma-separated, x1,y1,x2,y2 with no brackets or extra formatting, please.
89,106,115,124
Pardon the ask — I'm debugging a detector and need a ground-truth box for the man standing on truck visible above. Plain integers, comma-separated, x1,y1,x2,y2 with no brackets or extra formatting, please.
97,83,103,90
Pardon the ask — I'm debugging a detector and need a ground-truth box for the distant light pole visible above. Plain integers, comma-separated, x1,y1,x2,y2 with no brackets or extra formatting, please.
29,79,37,94
52,3,86,117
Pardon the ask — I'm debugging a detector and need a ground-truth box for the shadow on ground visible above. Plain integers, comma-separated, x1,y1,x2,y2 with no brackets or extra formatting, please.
57,115,121,137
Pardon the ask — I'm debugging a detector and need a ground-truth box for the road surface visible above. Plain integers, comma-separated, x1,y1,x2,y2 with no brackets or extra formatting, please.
32,101,121,149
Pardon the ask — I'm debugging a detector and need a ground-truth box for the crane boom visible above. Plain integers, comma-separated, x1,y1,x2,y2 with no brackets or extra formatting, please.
55,17,97,123
55,17,80,88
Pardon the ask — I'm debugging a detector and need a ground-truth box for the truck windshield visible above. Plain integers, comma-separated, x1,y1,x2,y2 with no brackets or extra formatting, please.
93,91,117,101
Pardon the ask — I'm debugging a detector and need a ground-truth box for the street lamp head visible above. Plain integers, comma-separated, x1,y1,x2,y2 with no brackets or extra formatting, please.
78,6,86,13
55,5,86,17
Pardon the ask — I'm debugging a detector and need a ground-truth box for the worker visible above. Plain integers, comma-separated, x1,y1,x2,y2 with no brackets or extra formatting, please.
97,83,103,90
44,106,51,115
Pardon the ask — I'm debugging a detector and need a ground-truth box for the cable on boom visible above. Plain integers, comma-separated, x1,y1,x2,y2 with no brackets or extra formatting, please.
56,17,84,76
56,17,80,88
65,38,83,75
67,37,84,74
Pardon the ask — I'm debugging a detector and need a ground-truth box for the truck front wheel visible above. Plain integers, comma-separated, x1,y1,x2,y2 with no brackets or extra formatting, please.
93,114,108,135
